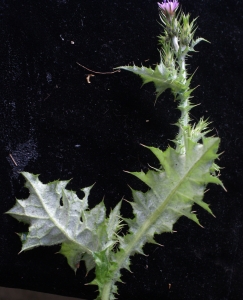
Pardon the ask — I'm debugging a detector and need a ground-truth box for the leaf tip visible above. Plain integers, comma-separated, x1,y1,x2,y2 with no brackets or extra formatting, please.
123,170,130,174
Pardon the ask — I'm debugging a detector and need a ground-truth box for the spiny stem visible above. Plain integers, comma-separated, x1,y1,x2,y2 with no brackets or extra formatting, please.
176,52,190,154
170,13,194,155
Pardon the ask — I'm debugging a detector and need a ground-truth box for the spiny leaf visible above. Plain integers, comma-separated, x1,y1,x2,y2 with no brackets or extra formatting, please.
6,172,122,273
107,136,222,286
119,62,194,102
119,63,184,101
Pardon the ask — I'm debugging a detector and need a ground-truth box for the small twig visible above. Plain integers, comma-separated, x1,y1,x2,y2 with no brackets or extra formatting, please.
9,154,18,166
76,62,120,75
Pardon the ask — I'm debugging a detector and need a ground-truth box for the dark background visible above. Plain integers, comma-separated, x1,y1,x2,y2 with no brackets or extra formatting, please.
1,0,243,299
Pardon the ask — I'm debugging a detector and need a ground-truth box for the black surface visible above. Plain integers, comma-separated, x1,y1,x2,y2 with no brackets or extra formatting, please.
1,0,243,299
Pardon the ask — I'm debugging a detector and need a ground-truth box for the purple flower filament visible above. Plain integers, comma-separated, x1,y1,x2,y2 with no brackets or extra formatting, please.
158,0,179,18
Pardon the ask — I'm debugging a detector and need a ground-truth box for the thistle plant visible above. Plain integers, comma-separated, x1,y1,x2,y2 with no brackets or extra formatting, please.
7,2,224,300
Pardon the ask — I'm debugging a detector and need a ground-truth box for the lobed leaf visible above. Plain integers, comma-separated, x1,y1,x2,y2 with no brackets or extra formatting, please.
98,136,223,299
7,172,122,273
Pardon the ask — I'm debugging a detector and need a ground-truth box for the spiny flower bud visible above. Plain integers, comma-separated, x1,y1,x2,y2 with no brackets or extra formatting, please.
180,14,196,46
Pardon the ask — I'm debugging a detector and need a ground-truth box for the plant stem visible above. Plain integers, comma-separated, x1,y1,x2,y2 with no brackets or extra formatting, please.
172,36,179,52
171,34,190,155
101,281,113,300
176,52,190,154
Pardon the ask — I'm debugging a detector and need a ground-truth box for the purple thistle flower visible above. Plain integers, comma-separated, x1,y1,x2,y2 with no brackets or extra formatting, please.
158,0,179,18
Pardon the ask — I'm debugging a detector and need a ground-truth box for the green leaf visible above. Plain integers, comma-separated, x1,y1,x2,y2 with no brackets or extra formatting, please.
100,136,223,297
119,64,175,100
6,172,122,274
59,242,95,273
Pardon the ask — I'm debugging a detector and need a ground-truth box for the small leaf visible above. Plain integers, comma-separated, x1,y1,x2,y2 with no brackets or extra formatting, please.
119,64,173,100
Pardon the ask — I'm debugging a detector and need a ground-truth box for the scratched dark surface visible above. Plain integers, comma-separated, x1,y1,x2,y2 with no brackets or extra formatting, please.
1,0,243,299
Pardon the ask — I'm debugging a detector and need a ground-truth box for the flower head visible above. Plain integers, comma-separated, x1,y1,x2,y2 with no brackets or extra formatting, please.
158,0,179,19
